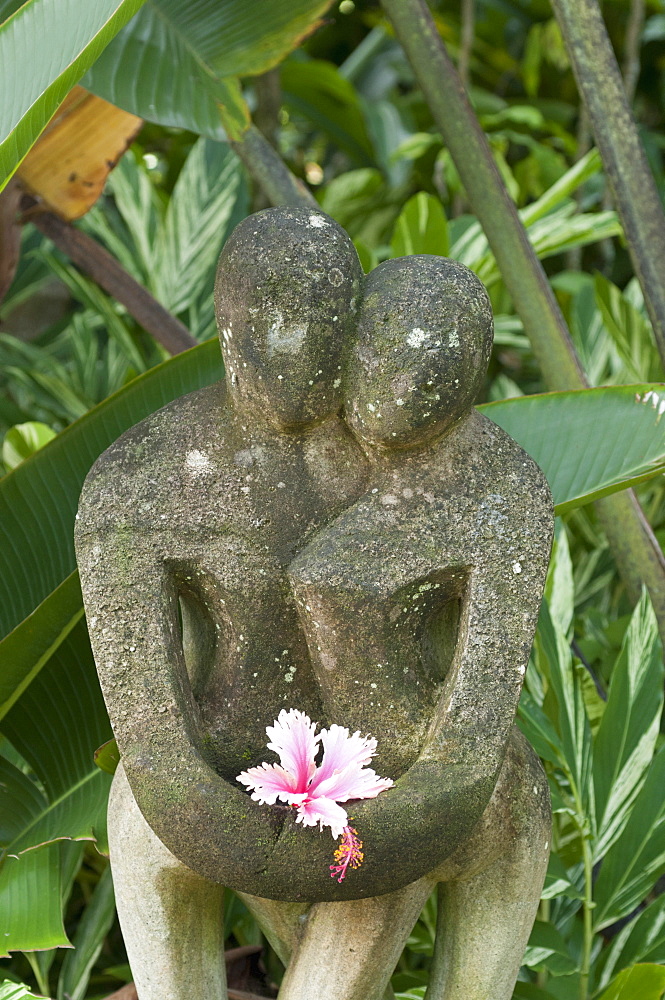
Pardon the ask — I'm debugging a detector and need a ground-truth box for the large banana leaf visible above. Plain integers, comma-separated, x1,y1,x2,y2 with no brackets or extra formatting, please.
84,0,337,139
483,385,665,515
0,0,146,190
0,619,112,954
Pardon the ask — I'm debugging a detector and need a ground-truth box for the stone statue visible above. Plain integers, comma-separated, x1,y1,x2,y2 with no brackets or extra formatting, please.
75,207,553,1000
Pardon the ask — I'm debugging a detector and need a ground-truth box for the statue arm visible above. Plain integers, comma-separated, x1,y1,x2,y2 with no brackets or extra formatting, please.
423,460,553,777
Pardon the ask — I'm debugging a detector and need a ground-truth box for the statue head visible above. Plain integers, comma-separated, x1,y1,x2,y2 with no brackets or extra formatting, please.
214,207,362,430
346,256,493,448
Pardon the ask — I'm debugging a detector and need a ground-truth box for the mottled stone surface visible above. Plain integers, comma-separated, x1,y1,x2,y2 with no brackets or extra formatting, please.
76,207,553,902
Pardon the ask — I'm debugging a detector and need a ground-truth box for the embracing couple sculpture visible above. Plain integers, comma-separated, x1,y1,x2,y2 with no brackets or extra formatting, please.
76,207,553,1000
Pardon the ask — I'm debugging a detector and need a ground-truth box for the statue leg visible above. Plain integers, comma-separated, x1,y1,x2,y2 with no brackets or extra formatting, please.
275,879,434,1000
108,763,227,1000
427,727,551,1000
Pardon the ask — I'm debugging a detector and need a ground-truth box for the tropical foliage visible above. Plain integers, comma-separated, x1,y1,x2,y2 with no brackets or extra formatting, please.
1,1,665,998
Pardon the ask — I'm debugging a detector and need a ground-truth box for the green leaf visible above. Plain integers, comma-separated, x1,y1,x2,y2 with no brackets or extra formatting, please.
594,273,659,382
390,132,442,164
536,601,593,818
593,592,664,860
479,384,665,514
0,619,112,857
513,985,560,1000
154,139,249,320
281,60,375,167
596,964,665,1000
522,920,578,976
0,980,50,999
0,845,67,955
517,689,565,769
93,738,119,777
2,422,56,471
541,853,585,901
0,621,111,951
0,0,147,190
0,339,223,641
593,747,665,931
544,525,574,638
0,573,84,722
57,864,115,1000
84,0,336,138
599,895,665,991
448,149,608,280
319,167,385,233
390,192,449,259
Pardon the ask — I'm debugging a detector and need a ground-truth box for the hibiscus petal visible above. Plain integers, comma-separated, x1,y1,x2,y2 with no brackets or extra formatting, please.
308,724,378,792
314,764,393,803
295,795,349,839
236,762,298,805
265,708,320,792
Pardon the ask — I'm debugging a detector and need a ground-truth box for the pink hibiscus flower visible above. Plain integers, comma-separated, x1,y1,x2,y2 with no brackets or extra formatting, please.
237,708,393,841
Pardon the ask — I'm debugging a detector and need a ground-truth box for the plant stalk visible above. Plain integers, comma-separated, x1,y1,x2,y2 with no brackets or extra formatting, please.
551,0,665,370
231,124,318,209
22,198,197,355
623,0,646,105
25,952,50,997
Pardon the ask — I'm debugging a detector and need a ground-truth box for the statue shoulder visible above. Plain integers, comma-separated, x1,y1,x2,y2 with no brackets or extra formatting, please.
472,408,552,509
76,382,227,534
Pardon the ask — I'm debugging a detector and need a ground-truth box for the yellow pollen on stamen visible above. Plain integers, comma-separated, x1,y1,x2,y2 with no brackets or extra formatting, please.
329,826,364,882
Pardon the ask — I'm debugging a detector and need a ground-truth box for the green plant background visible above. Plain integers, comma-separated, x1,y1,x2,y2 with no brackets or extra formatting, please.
1,1,665,998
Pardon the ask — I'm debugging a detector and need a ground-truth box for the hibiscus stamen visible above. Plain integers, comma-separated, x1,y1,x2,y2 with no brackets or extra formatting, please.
236,709,392,881
329,825,364,882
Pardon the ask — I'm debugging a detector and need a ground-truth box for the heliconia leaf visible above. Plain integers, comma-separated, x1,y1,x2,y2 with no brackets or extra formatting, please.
543,525,574,638
596,963,665,1000
517,689,565,769
522,920,578,976
535,601,594,819
512,985,560,1000
593,592,664,860
390,192,449,259
0,621,111,952
93,738,119,777
481,385,665,514
598,895,665,991
0,984,49,1000
83,0,337,139
593,747,665,931
0,0,147,191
